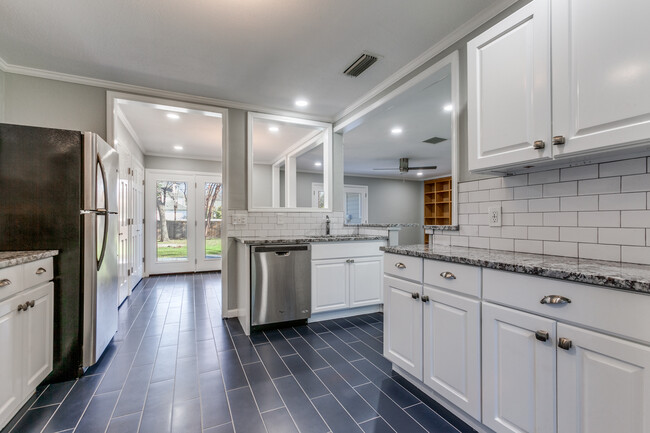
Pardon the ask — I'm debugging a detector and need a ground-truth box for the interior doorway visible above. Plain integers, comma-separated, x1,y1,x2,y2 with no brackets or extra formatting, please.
145,170,222,275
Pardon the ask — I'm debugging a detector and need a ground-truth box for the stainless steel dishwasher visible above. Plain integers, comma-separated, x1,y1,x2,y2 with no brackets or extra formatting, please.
251,244,311,327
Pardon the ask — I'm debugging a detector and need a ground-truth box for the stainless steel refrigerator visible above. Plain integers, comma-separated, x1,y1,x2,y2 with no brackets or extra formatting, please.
81,133,119,368
0,124,119,381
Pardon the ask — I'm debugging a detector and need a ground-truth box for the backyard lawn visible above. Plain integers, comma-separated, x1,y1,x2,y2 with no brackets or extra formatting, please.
157,238,222,259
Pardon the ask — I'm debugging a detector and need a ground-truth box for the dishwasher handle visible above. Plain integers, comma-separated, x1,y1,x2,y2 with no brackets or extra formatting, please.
251,244,310,253
275,251,291,257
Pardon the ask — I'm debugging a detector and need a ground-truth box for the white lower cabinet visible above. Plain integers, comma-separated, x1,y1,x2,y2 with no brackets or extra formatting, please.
557,323,650,433
312,259,348,313
383,276,423,379
482,302,557,433
349,257,383,307
0,295,23,428
424,286,481,420
22,283,54,394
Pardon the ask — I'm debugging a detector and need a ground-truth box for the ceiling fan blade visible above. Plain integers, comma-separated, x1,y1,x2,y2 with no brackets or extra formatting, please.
407,165,437,170
372,168,399,171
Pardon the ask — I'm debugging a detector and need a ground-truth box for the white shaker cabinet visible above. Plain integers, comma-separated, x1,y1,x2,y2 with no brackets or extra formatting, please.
312,259,348,313
0,295,24,429
349,256,383,307
22,283,54,394
552,0,650,158
383,275,423,379
468,0,552,171
557,323,650,433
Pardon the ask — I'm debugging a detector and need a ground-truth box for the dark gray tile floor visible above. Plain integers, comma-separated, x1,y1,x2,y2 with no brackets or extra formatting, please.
2,273,474,433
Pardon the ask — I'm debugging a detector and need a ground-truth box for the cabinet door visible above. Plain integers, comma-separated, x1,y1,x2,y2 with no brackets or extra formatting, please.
552,0,650,158
349,257,382,308
312,259,348,313
557,323,650,433
423,287,481,421
467,0,551,171
22,283,53,394
383,276,423,379
0,296,23,429
483,303,556,433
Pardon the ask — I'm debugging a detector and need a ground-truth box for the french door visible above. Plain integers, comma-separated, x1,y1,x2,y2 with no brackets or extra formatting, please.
145,171,222,275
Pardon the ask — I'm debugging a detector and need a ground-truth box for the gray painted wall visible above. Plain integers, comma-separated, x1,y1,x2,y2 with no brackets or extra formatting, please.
0,69,5,122
252,164,273,207
344,175,424,245
145,155,221,173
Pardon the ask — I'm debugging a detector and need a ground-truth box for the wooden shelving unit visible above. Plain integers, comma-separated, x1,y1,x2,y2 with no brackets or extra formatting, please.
424,176,452,243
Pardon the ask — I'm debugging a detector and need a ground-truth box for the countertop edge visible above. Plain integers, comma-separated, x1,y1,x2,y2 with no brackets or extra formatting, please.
235,236,389,245
0,250,59,269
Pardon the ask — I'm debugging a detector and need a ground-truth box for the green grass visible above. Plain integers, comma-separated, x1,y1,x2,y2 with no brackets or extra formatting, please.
157,238,221,259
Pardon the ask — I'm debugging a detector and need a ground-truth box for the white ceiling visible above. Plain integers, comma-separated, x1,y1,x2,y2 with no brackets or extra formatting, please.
251,117,323,163
0,0,503,119
117,100,223,160
342,67,452,181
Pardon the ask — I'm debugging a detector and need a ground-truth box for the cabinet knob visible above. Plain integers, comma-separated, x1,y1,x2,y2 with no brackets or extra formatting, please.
28,300,35,308
535,330,549,342
540,295,571,305
17,303,25,312
35,267,47,275
533,140,545,149
552,135,566,145
346,259,355,264
421,295,430,303
0,278,11,288
411,292,420,300
440,271,456,280
395,262,406,269
558,337,572,350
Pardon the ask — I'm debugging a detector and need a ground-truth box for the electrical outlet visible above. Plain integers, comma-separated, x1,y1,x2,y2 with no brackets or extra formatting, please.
231,214,247,225
488,206,502,227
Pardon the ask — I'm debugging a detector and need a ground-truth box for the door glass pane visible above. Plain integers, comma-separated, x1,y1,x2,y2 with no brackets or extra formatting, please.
345,192,363,224
156,181,188,262
203,182,222,259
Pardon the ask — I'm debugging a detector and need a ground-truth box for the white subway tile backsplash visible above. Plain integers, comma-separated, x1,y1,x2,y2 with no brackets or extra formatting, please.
578,211,620,227
544,212,577,227
529,169,559,185
458,181,479,192
501,226,528,239
544,241,578,258
479,177,502,190
469,237,489,249
490,238,514,251
468,190,491,202
479,201,502,213
622,173,650,192
579,243,621,261
514,212,543,226
468,214,488,225
560,195,598,211
459,202,479,214
489,188,514,201
502,213,514,225
600,158,646,177
598,192,646,210
543,181,577,197
621,211,650,228
458,192,469,203
502,200,528,213
560,227,598,243
528,226,559,241
622,246,650,265
515,240,543,254
479,226,502,238
451,236,469,247
560,164,598,181
502,174,528,187
514,185,543,199
529,198,560,212
460,225,479,237
578,177,620,195
598,228,646,246
458,214,469,225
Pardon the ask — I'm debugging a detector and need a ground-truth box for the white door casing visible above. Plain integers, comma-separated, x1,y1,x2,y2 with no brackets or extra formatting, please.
131,160,145,286
117,144,130,305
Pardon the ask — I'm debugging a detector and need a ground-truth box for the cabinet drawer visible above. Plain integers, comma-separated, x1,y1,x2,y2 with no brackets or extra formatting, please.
0,266,23,302
483,268,650,345
423,260,481,298
311,241,385,260
384,253,422,283
23,258,53,289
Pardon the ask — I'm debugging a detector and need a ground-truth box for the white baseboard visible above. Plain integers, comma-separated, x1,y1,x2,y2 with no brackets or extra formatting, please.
309,304,382,323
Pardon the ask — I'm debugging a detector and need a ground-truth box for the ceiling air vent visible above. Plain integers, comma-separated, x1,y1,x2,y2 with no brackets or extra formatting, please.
423,136,447,144
343,52,380,77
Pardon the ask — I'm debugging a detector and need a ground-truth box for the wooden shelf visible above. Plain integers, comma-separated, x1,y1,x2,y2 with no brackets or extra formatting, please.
423,176,452,242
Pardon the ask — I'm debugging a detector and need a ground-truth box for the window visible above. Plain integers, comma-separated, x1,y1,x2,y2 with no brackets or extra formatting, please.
312,183,368,223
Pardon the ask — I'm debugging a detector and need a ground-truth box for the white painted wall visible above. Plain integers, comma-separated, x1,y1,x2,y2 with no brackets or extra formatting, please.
252,164,273,207
115,114,144,164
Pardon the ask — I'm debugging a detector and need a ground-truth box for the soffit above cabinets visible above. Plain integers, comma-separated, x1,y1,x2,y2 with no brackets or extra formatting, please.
0,0,507,119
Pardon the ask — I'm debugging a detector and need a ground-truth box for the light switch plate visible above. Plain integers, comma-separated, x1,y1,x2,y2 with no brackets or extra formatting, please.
488,206,502,227
232,214,247,225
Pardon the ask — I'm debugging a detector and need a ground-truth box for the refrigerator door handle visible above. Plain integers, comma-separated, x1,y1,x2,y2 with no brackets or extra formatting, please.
97,211,109,271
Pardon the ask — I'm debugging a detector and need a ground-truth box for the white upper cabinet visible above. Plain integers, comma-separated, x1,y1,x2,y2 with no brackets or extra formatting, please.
468,0,552,171
551,0,650,158
468,0,650,172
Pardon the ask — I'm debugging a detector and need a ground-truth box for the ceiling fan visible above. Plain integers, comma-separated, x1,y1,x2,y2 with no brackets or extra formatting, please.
373,157,437,173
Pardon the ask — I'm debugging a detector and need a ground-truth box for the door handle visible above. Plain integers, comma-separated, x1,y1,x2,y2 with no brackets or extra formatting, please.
535,330,549,342
558,337,572,350
540,295,571,305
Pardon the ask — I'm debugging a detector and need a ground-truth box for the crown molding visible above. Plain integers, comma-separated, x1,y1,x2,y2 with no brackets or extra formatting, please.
0,54,330,122
114,105,146,155
334,0,518,123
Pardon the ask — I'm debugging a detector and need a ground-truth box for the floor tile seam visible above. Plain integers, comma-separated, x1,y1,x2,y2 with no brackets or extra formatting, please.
353,382,432,433
309,388,374,427
404,402,463,433
361,416,398,433
4,388,47,433
28,379,84,433
26,385,51,411
285,335,330,367
348,323,383,346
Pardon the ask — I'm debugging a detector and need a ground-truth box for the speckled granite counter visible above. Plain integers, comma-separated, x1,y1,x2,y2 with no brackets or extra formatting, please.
381,244,650,294
344,223,421,228
235,235,388,245
0,250,59,269
422,225,459,231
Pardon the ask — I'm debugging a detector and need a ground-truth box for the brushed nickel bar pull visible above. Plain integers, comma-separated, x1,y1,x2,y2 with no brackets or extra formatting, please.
552,136,566,145
558,337,572,350
533,140,545,149
36,267,47,275
440,271,456,280
540,295,571,305
0,279,11,287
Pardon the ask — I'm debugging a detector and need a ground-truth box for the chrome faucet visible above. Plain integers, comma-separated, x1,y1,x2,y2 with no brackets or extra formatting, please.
325,215,330,235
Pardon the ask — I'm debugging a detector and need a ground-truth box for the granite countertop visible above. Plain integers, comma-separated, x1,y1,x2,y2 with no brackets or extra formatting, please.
381,244,650,294
344,223,421,228
422,225,459,231
235,235,388,245
0,250,59,269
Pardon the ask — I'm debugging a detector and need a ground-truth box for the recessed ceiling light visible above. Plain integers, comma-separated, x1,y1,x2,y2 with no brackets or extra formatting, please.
173,145,183,150
443,104,453,112
314,162,322,167
417,172,423,176
295,99,309,107
269,126,279,132
166,113,180,120
391,127,403,135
